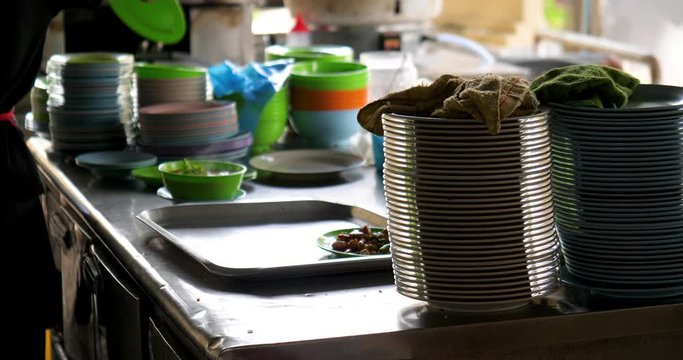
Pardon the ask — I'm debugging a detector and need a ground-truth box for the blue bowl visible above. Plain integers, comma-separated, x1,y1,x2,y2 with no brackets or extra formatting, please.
289,109,362,149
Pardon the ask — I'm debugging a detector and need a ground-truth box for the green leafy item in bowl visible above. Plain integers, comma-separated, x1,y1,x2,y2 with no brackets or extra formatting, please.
174,159,208,176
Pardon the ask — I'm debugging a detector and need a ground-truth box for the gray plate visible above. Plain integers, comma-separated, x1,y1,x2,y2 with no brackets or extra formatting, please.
249,150,364,182
137,200,389,279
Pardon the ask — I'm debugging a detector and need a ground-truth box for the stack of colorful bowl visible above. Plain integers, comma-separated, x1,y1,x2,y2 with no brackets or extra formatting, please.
137,100,251,162
46,52,135,152
289,61,368,149
381,112,561,312
135,63,210,108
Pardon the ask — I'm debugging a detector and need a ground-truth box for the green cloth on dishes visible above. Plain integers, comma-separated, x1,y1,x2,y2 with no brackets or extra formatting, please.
530,64,640,108
357,74,539,136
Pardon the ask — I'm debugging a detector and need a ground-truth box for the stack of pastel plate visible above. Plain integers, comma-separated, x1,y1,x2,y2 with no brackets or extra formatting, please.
46,53,135,152
549,84,683,300
138,101,249,161
135,63,210,108
382,112,561,312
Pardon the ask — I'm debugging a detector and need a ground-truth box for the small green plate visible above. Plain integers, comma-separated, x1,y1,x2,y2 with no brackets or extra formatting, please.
131,165,163,188
157,187,246,203
316,227,390,258
109,0,186,44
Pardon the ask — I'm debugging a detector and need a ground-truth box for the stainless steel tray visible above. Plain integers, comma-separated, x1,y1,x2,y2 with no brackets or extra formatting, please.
137,200,390,279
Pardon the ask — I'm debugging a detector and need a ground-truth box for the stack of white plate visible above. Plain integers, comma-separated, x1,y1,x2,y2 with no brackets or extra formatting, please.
138,101,246,160
381,112,561,312
46,53,135,152
549,84,683,300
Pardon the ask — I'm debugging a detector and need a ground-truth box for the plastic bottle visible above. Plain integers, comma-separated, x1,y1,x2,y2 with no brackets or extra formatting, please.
286,13,311,47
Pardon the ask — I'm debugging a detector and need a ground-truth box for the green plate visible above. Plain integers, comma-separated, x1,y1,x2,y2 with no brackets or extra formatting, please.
265,45,354,62
135,63,207,79
132,165,163,187
316,227,390,258
109,0,186,44
157,187,246,203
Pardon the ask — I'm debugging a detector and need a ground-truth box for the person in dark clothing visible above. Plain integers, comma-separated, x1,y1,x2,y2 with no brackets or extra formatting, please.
1,0,101,357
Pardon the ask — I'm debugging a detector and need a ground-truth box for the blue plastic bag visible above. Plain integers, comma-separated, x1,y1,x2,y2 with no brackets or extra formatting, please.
209,58,293,106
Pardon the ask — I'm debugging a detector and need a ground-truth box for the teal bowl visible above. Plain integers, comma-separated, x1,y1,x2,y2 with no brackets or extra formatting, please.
158,160,246,200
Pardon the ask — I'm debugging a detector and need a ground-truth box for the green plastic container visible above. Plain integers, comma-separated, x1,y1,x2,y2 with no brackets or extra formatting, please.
109,0,186,44
265,45,354,63
158,160,246,200
291,61,368,90
220,86,289,155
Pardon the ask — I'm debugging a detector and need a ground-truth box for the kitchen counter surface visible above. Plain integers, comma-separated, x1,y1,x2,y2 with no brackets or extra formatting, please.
28,137,683,359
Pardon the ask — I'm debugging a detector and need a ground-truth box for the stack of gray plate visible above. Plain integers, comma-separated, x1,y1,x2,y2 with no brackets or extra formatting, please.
549,84,683,300
46,53,135,152
381,112,561,312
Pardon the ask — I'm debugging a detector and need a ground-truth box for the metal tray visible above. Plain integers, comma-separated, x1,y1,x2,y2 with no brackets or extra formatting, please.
137,200,390,279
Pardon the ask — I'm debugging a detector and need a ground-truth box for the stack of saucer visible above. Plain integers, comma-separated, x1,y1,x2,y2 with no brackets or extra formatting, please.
549,84,683,300
46,53,135,152
382,112,560,312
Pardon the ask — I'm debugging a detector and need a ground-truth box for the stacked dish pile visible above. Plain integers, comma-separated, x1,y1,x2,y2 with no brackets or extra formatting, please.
135,63,210,108
46,53,135,152
381,112,561,312
548,84,683,300
137,101,251,162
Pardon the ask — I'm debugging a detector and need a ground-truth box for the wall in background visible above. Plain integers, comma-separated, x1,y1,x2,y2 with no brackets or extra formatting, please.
602,0,683,86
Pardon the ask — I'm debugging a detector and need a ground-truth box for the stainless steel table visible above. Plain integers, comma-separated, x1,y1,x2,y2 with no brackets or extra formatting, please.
28,137,683,360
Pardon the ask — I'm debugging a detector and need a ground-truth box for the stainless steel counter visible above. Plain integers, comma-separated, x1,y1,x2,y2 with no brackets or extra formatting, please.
28,137,683,360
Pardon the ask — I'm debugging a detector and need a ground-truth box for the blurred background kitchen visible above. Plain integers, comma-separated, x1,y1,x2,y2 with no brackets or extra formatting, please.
18,0,683,143
36,0,681,81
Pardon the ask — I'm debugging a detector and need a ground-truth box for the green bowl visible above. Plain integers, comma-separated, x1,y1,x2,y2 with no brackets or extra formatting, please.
135,63,207,79
265,45,354,62
291,61,368,90
158,160,246,200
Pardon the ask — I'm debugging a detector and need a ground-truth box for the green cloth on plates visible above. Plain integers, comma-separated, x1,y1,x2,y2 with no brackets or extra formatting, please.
357,74,539,136
530,64,640,108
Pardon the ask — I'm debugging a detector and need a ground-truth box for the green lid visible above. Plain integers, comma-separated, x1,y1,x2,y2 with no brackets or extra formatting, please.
109,0,187,44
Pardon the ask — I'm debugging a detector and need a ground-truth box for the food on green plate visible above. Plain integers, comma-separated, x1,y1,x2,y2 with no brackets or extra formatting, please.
331,225,390,255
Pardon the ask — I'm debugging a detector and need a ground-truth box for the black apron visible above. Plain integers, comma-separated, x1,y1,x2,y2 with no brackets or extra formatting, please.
1,1,101,358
